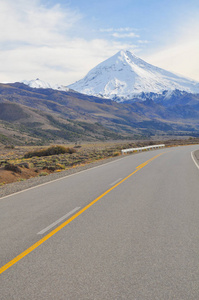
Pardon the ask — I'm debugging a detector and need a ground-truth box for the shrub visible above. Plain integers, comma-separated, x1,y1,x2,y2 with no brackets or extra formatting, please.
55,163,65,170
4,163,22,173
5,145,15,149
39,172,48,176
18,162,31,169
113,152,120,157
24,145,76,158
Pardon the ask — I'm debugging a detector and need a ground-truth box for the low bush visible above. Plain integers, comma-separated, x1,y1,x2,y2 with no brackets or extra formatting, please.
5,145,15,149
39,172,48,176
18,162,31,169
24,145,76,158
4,163,22,173
113,152,120,157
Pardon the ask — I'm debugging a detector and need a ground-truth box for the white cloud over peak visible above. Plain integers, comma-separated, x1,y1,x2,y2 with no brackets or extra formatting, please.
99,27,136,33
99,27,140,39
112,32,139,38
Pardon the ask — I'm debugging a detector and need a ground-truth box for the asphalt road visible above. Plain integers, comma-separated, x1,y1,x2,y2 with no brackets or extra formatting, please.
1,145,199,299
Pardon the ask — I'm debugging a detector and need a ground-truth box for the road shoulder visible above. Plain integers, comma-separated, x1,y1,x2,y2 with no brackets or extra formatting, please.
191,149,199,169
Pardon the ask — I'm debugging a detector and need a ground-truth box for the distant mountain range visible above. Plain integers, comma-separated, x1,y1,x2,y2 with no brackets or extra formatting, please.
1,50,199,145
0,82,199,145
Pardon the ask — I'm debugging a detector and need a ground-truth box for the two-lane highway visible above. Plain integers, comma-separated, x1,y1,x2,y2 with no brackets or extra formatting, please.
1,145,199,299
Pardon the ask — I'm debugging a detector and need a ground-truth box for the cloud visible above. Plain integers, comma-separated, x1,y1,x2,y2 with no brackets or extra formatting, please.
0,1,140,85
99,27,136,33
138,40,149,44
0,0,80,47
99,27,140,39
99,27,142,45
112,32,139,38
99,28,114,33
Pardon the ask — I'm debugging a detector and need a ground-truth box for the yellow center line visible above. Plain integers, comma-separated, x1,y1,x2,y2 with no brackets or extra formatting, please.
136,154,162,169
136,162,148,169
0,152,164,274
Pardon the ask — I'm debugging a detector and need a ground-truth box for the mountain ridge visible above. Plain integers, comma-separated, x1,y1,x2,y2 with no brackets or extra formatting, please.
0,82,199,145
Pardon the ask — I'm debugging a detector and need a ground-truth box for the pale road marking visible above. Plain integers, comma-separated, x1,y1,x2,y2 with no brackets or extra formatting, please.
37,207,81,235
191,151,199,170
110,178,123,186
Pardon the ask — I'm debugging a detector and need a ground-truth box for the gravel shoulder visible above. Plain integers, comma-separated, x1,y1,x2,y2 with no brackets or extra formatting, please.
0,155,123,198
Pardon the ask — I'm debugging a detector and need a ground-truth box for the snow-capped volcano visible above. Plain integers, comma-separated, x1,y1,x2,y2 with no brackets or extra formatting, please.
22,78,69,92
68,50,199,101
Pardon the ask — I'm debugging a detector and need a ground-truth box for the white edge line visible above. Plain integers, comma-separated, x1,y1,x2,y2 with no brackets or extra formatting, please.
110,178,123,186
191,151,199,170
0,148,169,200
37,207,81,235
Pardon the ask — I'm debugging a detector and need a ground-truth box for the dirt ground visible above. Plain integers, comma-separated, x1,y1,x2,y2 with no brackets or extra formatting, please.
0,167,46,185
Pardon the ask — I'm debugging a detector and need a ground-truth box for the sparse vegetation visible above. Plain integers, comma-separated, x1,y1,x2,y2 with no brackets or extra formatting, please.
24,145,76,158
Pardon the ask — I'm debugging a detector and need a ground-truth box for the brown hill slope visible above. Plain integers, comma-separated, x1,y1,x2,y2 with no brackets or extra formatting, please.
0,102,128,145
0,83,199,145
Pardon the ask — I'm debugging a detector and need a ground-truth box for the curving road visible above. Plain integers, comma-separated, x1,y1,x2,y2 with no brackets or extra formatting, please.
1,145,199,299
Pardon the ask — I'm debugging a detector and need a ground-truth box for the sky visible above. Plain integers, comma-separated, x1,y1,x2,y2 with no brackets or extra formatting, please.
0,0,199,85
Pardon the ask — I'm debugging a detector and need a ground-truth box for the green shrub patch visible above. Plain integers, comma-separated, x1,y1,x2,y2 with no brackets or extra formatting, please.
24,145,76,158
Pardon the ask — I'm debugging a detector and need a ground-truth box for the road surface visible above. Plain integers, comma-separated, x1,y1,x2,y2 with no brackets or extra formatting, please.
1,145,199,299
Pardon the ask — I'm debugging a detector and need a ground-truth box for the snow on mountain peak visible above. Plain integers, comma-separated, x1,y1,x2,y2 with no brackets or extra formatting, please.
68,50,199,101
22,78,51,89
21,78,69,92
